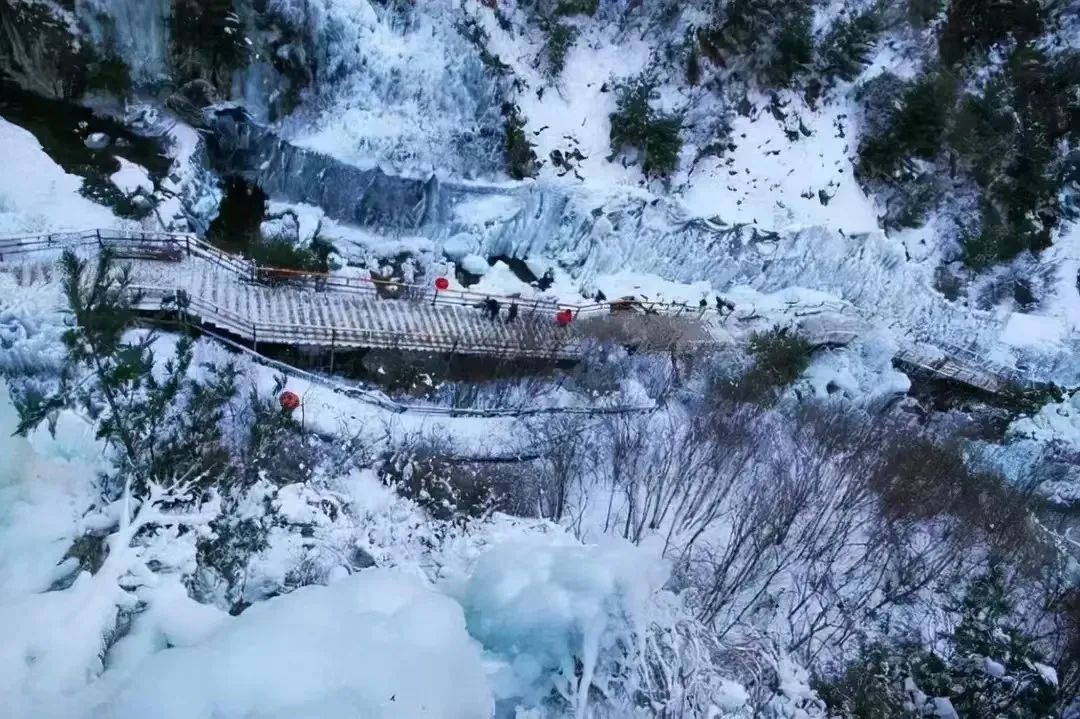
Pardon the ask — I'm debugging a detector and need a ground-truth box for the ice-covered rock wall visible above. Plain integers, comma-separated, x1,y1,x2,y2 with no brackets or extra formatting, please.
70,0,507,170
75,0,172,84
277,0,507,177
207,111,1080,384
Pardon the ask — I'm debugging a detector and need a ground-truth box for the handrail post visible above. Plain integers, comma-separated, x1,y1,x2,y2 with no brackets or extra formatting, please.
95,229,102,248
330,329,336,374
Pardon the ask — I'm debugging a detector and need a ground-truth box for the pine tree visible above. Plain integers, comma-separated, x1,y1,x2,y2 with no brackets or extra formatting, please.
698,0,813,89
608,78,683,177
503,103,539,180
819,571,1063,718
170,0,248,89
944,570,1060,717
14,250,240,498
816,9,883,86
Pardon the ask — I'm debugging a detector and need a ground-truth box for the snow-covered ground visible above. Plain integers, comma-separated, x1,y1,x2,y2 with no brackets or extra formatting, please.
0,377,739,718
0,119,133,237
3,1,1080,716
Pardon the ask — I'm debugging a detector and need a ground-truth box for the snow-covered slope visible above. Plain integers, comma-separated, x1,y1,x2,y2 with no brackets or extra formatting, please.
0,119,133,236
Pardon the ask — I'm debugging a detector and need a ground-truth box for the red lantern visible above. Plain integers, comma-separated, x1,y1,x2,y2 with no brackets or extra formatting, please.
279,390,301,411
434,277,450,291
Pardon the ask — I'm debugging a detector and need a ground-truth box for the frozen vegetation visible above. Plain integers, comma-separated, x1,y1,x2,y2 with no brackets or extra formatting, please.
1,0,1080,717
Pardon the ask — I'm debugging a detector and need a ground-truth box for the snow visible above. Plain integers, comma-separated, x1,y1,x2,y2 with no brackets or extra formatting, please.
474,8,653,189
999,312,1067,349
4,2,1080,715
1034,662,1059,686
109,158,154,196
453,195,524,226
678,97,879,234
459,253,490,276
443,232,479,261
0,118,132,236
593,270,713,305
96,570,494,719
713,680,751,712
1007,391,1080,449
802,335,912,402
184,336,520,454
982,657,1006,678
1040,223,1080,332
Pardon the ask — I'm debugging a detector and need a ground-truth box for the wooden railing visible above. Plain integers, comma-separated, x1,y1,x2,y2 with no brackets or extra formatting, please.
0,229,732,320
0,228,1051,394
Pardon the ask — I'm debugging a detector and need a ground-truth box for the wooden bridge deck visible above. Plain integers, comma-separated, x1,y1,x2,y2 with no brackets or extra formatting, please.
0,230,1046,395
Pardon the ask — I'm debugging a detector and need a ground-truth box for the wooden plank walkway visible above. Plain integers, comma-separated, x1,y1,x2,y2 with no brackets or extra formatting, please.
0,230,1045,395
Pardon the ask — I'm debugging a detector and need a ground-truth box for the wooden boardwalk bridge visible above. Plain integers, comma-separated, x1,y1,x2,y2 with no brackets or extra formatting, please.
0,229,1045,397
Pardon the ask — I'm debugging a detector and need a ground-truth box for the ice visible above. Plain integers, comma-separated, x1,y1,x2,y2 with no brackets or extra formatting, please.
96,569,493,719
455,536,668,716
713,680,751,713
0,384,108,716
0,384,101,601
76,0,171,84
999,313,1067,349
0,278,67,376
285,0,505,177
932,697,959,719
84,132,111,150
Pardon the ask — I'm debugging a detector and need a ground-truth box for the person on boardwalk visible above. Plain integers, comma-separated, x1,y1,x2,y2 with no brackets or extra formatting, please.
506,302,519,323
483,298,500,321
715,295,736,314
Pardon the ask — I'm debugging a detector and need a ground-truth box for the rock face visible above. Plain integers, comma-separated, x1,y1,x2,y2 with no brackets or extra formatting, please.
166,78,222,126
0,1,90,99
77,0,172,84
1,0,309,121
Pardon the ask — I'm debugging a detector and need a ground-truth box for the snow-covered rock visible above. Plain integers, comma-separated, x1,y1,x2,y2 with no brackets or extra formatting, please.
443,232,478,261
110,158,154,196
84,132,110,150
459,254,489,276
